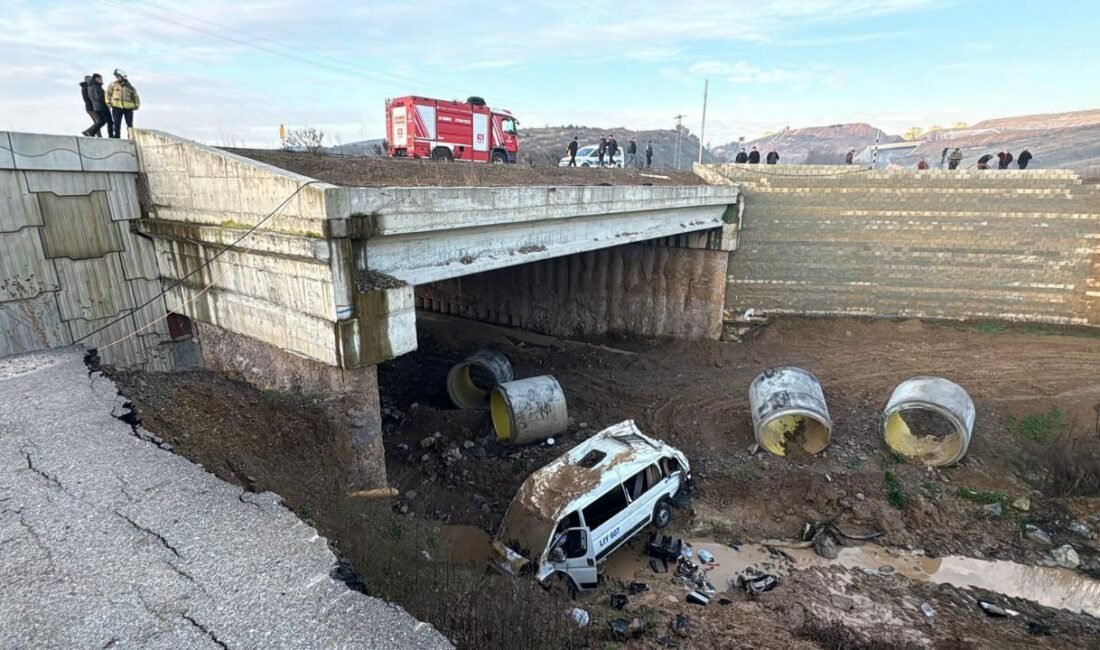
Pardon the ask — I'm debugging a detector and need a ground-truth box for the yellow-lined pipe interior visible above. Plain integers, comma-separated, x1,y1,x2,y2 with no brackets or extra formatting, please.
884,408,963,466
759,413,831,456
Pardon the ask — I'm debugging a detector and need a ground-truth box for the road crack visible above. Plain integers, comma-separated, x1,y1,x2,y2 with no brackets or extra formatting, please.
181,614,229,649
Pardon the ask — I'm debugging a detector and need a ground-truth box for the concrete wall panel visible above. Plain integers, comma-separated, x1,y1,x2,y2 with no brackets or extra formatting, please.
106,173,141,221
24,170,110,195
117,222,162,280
0,132,14,168
0,171,41,231
0,292,70,356
76,137,139,172
0,229,59,301
7,133,82,170
53,254,133,321
38,192,124,259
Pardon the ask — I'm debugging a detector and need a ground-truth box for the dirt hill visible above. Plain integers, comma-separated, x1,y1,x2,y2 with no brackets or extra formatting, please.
516,126,722,170
712,123,901,165
970,108,1100,131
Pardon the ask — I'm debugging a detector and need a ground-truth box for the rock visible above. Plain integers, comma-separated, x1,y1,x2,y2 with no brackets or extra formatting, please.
419,436,437,449
1025,525,1053,546
608,617,645,640
442,447,463,466
579,422,589,429
160,444,174,452
856,492,865,502
1012,496,1031,512
545,437,555,446
568,608,589,628
747,442,760,454
405,490,417,502
831,595,854,611
420,454,430,463
462,440,475,450
984,502,1003,518
433,431,442,439
921,602,935,618
1069,521,1092,539
1053,544,1080,569
671,614,690,636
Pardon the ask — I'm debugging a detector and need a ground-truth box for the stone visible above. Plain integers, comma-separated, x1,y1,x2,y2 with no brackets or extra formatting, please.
1053,545,1080,570
1024,525,1052,546
1069,521,1092,539
855,492,866,501
442,447,463,466
1012,496,1031,512
420,454,430,463
983,502,1003,518
462,440,475,450
405,490,418,502
419,436,437,449
579,422,589,429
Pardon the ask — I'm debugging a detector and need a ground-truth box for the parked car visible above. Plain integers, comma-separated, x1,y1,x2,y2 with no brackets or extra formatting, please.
558,145,625,168
491,420,692,592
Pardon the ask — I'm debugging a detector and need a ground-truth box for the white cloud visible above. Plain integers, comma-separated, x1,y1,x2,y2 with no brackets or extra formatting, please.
689,61,807,84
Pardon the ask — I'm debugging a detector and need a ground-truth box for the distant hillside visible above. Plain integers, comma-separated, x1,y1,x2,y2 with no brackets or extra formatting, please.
970,108,1100,131
517,126,721,170
712,123,900,165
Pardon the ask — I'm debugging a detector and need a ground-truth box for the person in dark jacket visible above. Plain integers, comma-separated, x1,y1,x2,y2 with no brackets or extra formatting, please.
1002,151,1013,169
948,148,963,169
80,76,95,134
607,135,618,167
939,147,949,169
765,150,779,165
81,74,109,137
1017,149,1033,169
625,137,637,167
977,153,994,170
995,152,1007,169
566,136,578,166
645,140,653,168
845,149,855,165
748,146,761,164
734,148,748,163
597,135,607,167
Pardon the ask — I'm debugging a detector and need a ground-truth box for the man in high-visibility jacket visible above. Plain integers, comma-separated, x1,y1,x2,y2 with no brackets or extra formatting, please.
106,69,140,139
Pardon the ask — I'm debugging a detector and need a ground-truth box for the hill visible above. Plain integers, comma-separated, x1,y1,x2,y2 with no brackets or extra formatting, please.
516,126,721,170
892,122,1100,175
712,123,901,165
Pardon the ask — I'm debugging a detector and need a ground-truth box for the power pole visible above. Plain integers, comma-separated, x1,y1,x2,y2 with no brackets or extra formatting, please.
673,113,686,169
698,79,708,164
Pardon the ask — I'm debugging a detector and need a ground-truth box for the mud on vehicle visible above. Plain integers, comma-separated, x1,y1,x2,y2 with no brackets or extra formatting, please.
491,420,692,592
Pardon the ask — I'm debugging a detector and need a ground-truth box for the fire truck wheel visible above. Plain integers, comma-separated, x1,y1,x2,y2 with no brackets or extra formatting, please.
491,150,508,164
431,147,453,162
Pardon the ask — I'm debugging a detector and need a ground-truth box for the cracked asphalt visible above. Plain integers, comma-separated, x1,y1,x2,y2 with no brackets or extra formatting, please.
0,348,452,649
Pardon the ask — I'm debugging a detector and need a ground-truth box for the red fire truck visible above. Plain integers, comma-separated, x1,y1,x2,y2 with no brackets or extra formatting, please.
385,95,519,163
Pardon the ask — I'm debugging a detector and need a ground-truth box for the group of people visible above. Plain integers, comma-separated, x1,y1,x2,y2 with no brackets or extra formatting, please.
564,135,655,168
79,69,140,138
733,145,779,164
941,147,1033,170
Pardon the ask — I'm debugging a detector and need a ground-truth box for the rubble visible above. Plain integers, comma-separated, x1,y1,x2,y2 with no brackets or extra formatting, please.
1025,525,1053,546
1053,545,1081,570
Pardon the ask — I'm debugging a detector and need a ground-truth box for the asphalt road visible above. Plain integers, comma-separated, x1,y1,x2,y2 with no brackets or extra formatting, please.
0,348,451,649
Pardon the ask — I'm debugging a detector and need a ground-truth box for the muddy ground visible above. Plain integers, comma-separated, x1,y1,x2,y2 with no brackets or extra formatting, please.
223,148,705,187
113,316,1100,648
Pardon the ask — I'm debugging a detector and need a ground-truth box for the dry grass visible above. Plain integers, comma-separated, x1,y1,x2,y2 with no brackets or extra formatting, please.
1038,430,1100,497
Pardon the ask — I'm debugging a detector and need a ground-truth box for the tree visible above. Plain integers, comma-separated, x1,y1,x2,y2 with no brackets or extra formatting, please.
284,127,325,154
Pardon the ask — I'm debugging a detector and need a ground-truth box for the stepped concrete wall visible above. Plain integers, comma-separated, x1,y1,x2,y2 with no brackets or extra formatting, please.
0,132,180,369
701,164,1100,326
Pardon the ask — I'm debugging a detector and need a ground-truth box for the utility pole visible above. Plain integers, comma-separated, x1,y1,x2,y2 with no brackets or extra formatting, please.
698,79,708,164
673,113,686,169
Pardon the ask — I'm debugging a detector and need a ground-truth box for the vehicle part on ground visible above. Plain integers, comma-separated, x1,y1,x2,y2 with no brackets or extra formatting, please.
446,349,513,410
490,375,568,444
646,533,683,561
609,617,646,640
749,366,832,456
737,574,779,595
345,487,399,499
882,376,975,467
686,591,710,605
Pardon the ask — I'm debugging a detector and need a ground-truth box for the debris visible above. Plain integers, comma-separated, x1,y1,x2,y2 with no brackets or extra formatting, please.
610,594,628,610
728,539,742,551
1069,521,1092,539
1053,545,1080,570
747,442,760,455
579,422,589,429
420,454,430,463
737,573,779,595
462,440,475,450
671,614,690,636
717,598,733,606
346,487,399,499
609,617,646,640
697,549,714,564
856,492,866,501
680,546,694,560
568,608,589,628
491,376,568,445
878,564,896,575
628,582,649,595
545,437,555,446
882,376,975,467
921,602,936,617
979,601,1020,618
441,447,463,465
649,559,669,574
1026,621,1052,636
419,436,437,449
647,533,683,561
749,366,832,456
686,591,710,606
1012,496,1031,512
983,503,1003,518
1025,525,1053,546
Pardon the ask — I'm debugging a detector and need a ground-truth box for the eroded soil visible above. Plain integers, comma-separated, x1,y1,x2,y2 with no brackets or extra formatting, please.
114,316,1100,648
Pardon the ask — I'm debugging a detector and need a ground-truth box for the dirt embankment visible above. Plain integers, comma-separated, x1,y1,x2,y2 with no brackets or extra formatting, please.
223,148,705,187
115,317,1100,648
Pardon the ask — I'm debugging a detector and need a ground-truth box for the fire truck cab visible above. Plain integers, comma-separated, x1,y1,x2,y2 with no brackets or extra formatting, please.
386,95,519,163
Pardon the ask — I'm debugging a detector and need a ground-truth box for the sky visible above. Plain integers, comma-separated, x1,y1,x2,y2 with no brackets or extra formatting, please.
3,0,1099,147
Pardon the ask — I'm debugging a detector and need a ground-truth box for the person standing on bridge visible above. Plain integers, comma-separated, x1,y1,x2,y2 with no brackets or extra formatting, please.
977,153,994,170
625,137,637,168
766,149,779,165
917,157,929,170
948,148,963,170
566,136,578,167
939,147,949,169
81,74,109,138
1017,148,1033,169
607,135,619,167
106,69,140,139
748,146,761,164
845,149,855,165
597,135,607,167
645,140,654,168
1001,151,1014,169
735,148,748,163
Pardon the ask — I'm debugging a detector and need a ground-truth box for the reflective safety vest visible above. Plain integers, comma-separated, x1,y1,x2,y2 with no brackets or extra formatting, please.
106,81,140,110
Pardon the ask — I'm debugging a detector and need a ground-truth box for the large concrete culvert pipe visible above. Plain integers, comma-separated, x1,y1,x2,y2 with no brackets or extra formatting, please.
446,350,514,410
882,377,975,467
491,375,568,445
749,367,833,456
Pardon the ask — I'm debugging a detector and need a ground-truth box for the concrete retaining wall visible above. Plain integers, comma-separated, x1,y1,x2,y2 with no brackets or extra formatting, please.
0,132,173,369
702,163,1100,326
417,242,730,339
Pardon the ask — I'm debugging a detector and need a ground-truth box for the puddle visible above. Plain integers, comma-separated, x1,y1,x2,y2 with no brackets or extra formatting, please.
604,537,1100,618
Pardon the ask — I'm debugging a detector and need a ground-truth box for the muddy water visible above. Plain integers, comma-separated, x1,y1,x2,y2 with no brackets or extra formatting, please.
607,538,1100,618
440,525,493,566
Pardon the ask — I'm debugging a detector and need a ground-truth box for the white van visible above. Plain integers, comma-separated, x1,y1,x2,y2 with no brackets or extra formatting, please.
492,420,692,592
558,145,626,168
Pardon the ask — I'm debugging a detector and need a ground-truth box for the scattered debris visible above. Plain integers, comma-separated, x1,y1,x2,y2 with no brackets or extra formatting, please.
1025,525,1053,546
984,502,1003,518
717,598,733,606
609,617,646,640
568,608,590,628
1012,496,1031,512
649,559,669,574
686,591,710,606
921,602,936,617
628,582,649,595
1027,621,1052,636
771,518,884,560
346,487,399,499
671,614,690,636
1069,521,1092,539
610,594,628,610
697,548,714,564
647,533,683,561
1053,545,1081,570
737,573,779,596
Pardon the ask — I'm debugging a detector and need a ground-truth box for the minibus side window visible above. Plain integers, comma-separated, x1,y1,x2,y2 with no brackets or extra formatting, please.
582,485,629,530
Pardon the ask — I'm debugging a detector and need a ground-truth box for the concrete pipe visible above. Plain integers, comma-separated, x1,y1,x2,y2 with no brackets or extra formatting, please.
447,350,514,410
491,375,568,446
749,367,832,456
882,377,974,467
